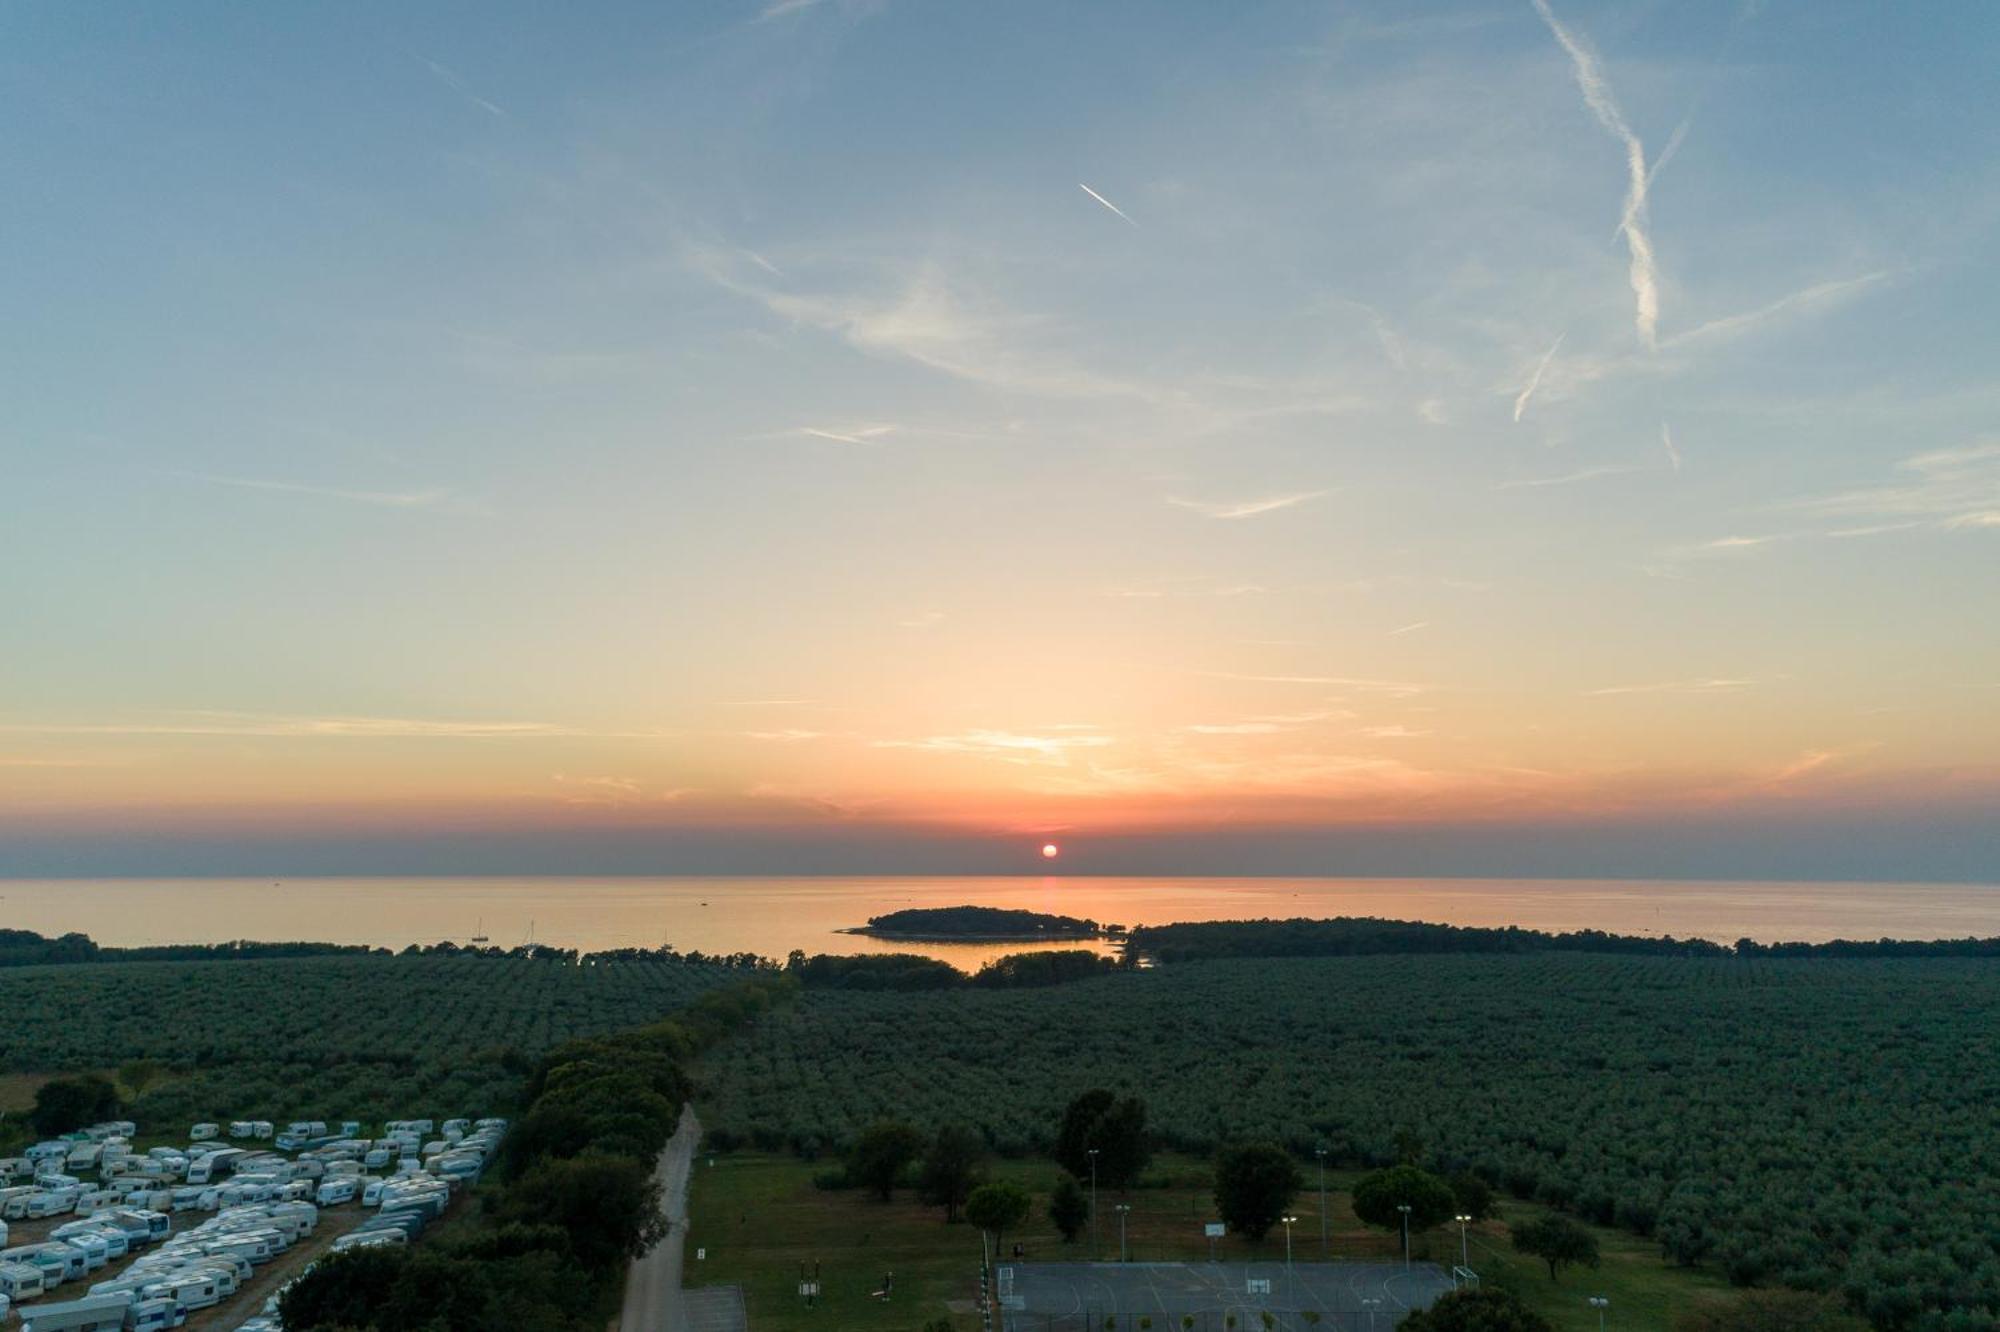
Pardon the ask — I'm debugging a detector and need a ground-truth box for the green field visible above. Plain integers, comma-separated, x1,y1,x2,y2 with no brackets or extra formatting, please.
683,1151,1742,1332
0,954,741,1123
698,953,2000,1326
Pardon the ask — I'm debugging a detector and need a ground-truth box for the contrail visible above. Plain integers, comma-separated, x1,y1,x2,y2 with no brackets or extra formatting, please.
1078,182,1137,227
1532,0,1660,348
1661,422,1682,472
1513,333,1565,423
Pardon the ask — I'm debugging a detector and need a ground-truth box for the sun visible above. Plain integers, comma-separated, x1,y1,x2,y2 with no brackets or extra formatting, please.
1041,842,1060,860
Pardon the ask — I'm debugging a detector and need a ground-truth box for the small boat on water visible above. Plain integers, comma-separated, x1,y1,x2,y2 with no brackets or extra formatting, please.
470,916,490,944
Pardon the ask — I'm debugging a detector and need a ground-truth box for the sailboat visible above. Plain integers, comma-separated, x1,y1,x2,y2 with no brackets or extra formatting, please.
470,916,490,945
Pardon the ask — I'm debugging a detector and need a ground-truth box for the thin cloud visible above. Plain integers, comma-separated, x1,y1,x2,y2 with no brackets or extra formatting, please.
1531,0,1660,348
1360,724,1433,738
1587,678,1752,697
1513,333,1565,422
796,424,896,445
197,475,456,510
1,712,583,739
1780,440,2000,534
1498,465,1637,490
1200,671,1428,696
1078,183,1138,227
418,57,506,118
1167,491,1328,520
1387,621,1431,637
873,730,1114,765
1661,422,1682,472
756,0,822,20
1666,271,1892,350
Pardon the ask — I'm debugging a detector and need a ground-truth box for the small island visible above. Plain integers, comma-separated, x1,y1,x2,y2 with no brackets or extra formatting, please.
843,905,1112,942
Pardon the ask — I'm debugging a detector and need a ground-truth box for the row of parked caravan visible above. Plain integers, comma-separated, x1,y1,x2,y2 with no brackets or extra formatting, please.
0,1205,172,1326
0,1115,506,1330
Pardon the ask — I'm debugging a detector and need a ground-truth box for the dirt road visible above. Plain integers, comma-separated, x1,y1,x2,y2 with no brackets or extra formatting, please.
618,1103,702,1332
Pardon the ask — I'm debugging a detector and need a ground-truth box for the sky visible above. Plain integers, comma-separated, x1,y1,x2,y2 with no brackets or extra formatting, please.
3,0,1997,880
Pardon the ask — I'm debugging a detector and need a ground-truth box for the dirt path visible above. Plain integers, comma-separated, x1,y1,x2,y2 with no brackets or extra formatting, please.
619,1104,703,1332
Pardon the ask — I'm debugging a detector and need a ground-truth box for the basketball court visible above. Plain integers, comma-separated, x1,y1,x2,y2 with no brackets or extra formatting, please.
995,1260,1457,1331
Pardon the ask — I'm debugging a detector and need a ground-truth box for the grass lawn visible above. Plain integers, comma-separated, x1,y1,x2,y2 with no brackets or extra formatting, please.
684,1150,1742,1331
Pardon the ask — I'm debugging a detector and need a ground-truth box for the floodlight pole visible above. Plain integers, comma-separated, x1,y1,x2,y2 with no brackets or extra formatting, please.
1116,1203,1131,1262
1315,1145,1328,1259
1589,1296,1610,1331
1397,1204,1412,1270
1455,1213,1472,1271
1087,1149,1100,1261
1362,1296,1382,1332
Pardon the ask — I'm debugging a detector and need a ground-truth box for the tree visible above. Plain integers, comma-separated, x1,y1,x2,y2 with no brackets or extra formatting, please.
917,1124,987,1222
1351,1165,1459,1235
1450,1172,1495,1222
493,1153,666,1271
847,1120,925,1201
965,1181,1031,1255
118,1059,166,1097
1674,1291,1869,1332
1049,1175,1088,1242
1399,1287,1555,1332
1213,1143,1300,1242
30,1074,121,1137
1054,1089,1151,1187
1511,1215,1601,1281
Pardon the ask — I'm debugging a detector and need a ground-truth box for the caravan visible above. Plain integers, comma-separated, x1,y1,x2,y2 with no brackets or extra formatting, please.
13,1292,132,1332
0,1260,45,1302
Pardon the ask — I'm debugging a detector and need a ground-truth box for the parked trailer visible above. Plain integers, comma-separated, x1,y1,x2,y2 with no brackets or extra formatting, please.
0,1260,46,1301
188,1125,218,1143
15,1291,134,1332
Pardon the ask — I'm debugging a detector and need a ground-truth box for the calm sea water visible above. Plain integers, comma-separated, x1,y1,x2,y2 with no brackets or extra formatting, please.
2,876,1996,966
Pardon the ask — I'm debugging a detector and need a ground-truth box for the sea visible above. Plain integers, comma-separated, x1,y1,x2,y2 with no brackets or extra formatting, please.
3,876,1997,968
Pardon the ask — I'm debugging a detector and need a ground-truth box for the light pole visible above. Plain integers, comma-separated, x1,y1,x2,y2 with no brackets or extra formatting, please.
1589,1296,1609,1331
1455,1213,1472,1272
1315,1145,1328,1259
1396,1204,1412,1270
1087,1148,1100,1261
1361,1296,1382,1332
1281,1214,1298,1309
1116,1203,1131,1262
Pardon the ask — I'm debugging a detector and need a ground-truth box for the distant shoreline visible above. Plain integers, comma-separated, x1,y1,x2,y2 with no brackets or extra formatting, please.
835,925,1105,943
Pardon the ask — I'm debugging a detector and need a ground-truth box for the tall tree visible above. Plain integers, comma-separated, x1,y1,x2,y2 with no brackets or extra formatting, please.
1400,1287,1555,1332
1213,1143,1300,1242
966,1181,1032,1257
1511,1215,1601,1282
847,1120,925,1201
30,1074,121,1137
1049,1175,1088,1242
1351,1165,1459,1236
917,1124,987,1222
1054,1089,1151,1187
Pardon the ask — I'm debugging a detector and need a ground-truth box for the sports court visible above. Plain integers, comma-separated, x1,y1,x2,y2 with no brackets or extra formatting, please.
996,1260,1457,1331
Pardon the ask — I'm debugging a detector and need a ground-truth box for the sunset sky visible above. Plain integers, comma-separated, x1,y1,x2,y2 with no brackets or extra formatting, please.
5,1,1997,879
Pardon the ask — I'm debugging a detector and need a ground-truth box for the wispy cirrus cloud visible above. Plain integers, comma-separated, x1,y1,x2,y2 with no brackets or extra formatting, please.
418,57,506,118
1166,490,1328,519
873,730,1114,765
1498,465,1638,490
1664,271,1893,350
1078,183,1138,227
1587,678,1752,697
1512,333,1564,422
794,424,897,445
1531,0,1660,348
1199,671,1428,697
0,711,585,739
1782,440,2000,533
196,475,462,510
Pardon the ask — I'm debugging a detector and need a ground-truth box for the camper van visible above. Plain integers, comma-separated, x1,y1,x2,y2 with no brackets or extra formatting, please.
228,1123,256,1141
188,1124,218,1143
14,1291,135,1332
125,1297,182,1332
0,1260,45,1301
313,1177,357,1207
25,1190,79,1220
